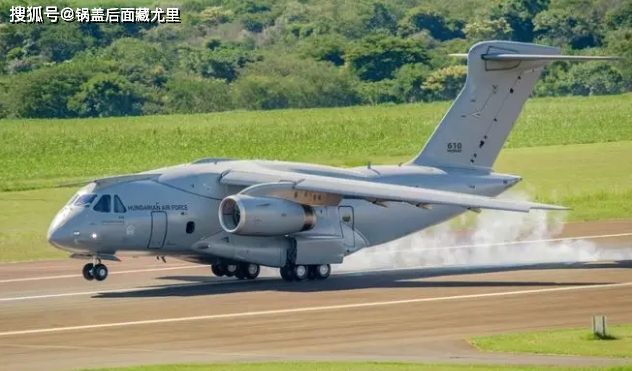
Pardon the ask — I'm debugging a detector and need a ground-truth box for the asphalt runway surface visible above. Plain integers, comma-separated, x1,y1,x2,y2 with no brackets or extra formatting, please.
1,220,632,371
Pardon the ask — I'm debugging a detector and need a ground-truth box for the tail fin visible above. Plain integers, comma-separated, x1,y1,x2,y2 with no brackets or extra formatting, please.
408,40,623,170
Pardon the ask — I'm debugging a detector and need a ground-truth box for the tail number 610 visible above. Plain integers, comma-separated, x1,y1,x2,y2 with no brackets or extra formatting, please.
447,142,462,153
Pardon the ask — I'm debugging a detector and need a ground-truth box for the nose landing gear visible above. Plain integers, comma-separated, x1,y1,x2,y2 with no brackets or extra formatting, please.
81,258,108,282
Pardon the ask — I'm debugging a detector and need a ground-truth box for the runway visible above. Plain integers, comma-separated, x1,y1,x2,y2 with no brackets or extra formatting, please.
1,220,632,371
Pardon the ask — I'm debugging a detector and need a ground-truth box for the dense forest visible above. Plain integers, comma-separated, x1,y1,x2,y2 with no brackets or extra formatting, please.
0,0,630,119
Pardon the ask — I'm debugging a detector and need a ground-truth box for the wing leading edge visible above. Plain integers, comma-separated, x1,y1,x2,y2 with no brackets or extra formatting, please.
219,168,569,213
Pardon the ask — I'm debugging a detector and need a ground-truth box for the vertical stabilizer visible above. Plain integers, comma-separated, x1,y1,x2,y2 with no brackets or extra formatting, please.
407,40,621,170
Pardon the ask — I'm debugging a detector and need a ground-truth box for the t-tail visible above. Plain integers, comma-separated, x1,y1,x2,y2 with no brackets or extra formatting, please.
407,40,623,171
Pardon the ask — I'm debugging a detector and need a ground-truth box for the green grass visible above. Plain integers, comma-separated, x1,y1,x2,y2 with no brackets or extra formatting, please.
76,362,632,371
1,94,631,192
469,324,632,358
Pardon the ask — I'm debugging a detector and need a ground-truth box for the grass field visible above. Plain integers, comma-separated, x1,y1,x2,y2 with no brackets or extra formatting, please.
1,94,631,263
469,324,632,358
77,362,632,371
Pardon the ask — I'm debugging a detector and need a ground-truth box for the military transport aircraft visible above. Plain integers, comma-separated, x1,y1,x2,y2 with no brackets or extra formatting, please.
47,40,622,283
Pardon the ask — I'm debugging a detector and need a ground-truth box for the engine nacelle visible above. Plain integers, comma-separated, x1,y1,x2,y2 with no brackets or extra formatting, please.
218,195,317,236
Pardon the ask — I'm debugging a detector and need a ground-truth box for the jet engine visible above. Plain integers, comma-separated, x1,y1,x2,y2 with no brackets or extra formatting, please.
218,195,316,236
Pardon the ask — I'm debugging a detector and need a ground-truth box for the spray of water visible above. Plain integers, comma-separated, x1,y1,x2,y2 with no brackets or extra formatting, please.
340,190,632,272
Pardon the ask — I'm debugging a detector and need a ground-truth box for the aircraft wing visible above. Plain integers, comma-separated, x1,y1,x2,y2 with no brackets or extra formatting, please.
219,168,569,213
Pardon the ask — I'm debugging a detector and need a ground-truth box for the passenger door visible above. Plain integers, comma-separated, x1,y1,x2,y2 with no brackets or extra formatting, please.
148,211,167,249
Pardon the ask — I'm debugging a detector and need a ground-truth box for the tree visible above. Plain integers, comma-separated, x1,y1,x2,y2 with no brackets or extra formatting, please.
605,2,632,30
297,33,348,66
422,65,467,101
366,2,397,35
345,34,430,82
464,18,513,43
36,22,94,63
68,73,144,117
163,73,233,114
533,8,603,49
5,62,92,118
554,62,627,96
397,5,466,41
490,0,551,42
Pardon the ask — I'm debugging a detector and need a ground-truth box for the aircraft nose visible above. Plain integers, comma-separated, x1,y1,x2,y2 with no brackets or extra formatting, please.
47,223,73,250
47,208,78,251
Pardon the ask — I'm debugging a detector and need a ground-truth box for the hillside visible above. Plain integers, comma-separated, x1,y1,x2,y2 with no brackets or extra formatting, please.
0,0,631,119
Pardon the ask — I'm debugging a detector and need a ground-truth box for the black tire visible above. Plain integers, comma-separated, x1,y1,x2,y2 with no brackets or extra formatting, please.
292,265,308,281
225,264,237,277
92,263,108,281
82,263,94,281
211,264,225,277
280,266,292,281
314,264,331,280
245,263,260,279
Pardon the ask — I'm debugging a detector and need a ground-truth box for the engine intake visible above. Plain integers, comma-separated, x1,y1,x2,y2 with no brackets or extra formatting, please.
218,195,316,236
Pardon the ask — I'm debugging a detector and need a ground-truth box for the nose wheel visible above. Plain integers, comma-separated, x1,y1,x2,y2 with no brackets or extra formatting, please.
81,261,109,282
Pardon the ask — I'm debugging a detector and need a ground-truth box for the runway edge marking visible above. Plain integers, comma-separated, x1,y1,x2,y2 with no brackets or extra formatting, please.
1,281,630,337
2,232,631,284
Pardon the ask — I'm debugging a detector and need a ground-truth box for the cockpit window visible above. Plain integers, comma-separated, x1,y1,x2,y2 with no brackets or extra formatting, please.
66,194,79,206
93,195,111,213
114,195,127,213
73,193,97,207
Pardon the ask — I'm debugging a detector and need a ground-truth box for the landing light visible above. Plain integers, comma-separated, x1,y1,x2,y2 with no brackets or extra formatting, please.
73,231,80,236
91,233,97,239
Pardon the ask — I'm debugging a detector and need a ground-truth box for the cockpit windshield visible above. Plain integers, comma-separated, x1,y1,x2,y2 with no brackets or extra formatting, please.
73,193,97,207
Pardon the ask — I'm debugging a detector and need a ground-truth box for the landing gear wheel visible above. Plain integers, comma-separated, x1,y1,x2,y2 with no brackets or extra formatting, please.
244,263,260,279
280,266,293,281
211,264,225,277
292,265,308,281
92,263,108,281
225,264,238,277
314,264,331,280
82,263,94,281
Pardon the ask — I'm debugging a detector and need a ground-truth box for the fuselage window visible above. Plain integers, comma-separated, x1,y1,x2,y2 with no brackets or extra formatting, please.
74,193,97,207
93,195,111,213
114,195,127,213
186,221,195,234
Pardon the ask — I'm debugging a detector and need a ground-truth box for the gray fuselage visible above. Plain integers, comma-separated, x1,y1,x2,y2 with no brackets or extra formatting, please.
47,158,521,266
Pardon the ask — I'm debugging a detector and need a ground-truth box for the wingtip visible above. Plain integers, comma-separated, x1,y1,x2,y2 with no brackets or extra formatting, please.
530,203,572,211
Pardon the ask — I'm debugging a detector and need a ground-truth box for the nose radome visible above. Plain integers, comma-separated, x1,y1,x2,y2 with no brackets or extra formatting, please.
47,209,78,251
47,224,70,250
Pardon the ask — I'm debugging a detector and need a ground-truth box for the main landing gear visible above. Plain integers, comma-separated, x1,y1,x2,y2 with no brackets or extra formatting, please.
211,262,261,280
81,258,108,282
280,264,331,282
210,262,332,282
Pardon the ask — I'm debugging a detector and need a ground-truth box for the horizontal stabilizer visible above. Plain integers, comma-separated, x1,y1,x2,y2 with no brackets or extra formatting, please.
450,53,624,61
